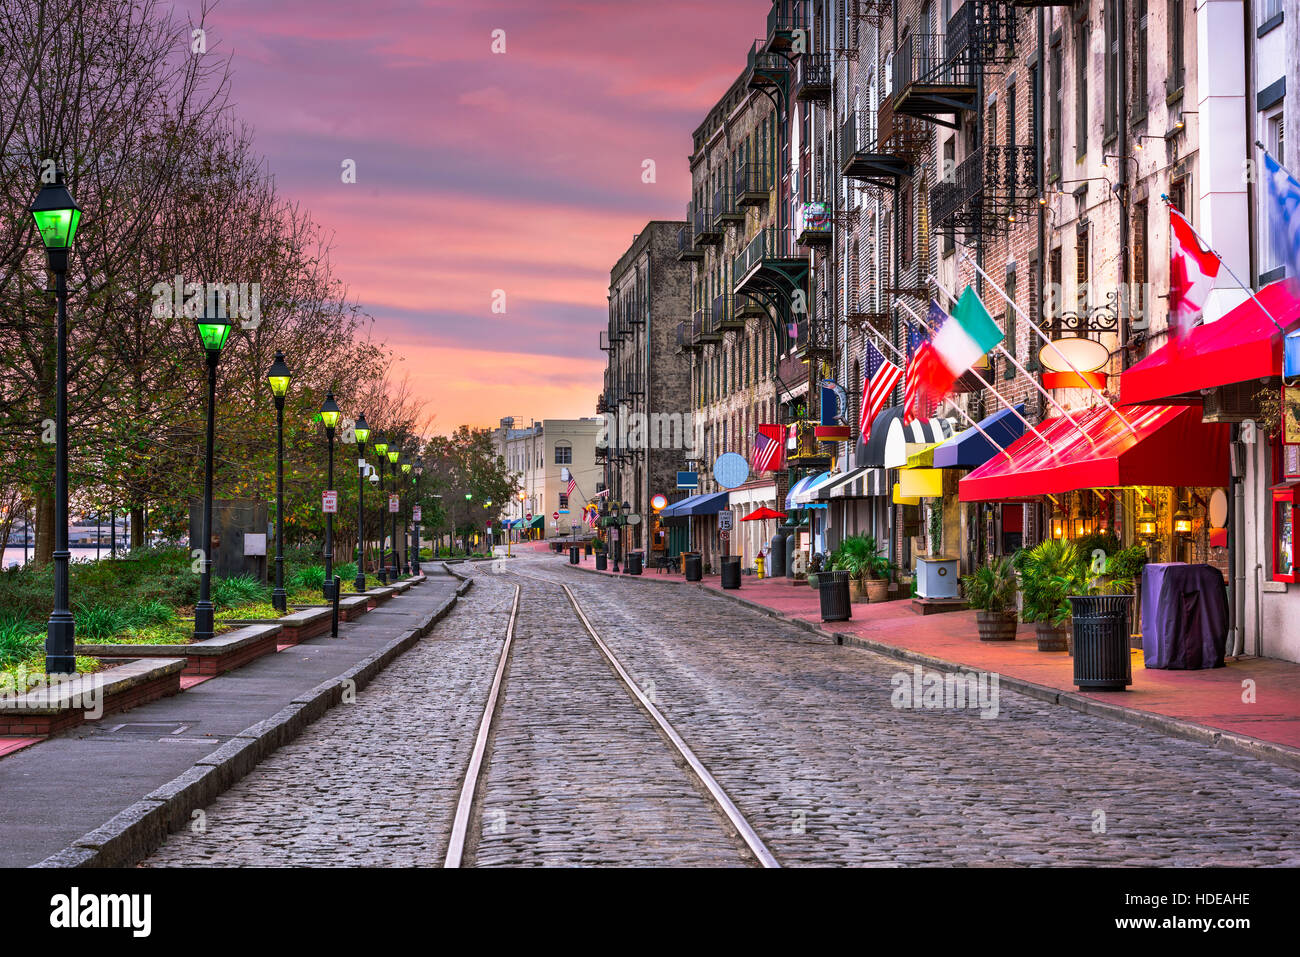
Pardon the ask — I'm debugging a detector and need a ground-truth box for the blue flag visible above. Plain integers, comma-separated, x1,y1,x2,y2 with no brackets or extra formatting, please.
1263,152,1300,284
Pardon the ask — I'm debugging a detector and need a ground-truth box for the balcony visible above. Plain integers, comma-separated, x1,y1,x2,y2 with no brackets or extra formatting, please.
676,222,702,262
697,306,722,344
713,293,746,332
735,293,768,319
713,184,744,227
794,53,831,102
930,144,1039,236
892,3,1016,126
693,204,722,246
623,372,644,397
763,0,805,54
676,320,692,352
733,227,807,297
735,163,772,206
746,39,788,96
596,391,610,414
795,201,832,247
840,99,927,187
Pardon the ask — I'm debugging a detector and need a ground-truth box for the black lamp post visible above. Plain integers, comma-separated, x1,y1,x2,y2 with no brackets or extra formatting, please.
620,500,631,573
372,433,389,584
320,392,341,598
367,467,380,578
387,444,401,579
411,458,424,574
610,500,622,573
353,413,370,591
193,300,234,643
266,351,292,612
400,455,412,576
464,492,473,556
30,169,82,673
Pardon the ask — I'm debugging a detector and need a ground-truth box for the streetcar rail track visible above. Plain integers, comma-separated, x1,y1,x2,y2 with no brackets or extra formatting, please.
446,566,779,869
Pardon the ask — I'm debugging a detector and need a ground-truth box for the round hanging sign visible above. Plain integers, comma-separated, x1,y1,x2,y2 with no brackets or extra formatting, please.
1209,488,1229,529
713,452,750,490
651,493,668,511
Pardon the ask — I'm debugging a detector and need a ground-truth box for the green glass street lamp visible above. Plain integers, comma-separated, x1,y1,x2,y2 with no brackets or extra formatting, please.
387,445,401,579
353,413,370,592
265,351,292,612
320,392,341,599
193,297,234,644
30,169,81,673
411,457,424,576
371,432,389,584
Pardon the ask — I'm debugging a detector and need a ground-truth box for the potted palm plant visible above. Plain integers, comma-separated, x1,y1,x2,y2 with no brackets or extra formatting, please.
962,556,1019,641
1018,539,1084,652
830,535,892,602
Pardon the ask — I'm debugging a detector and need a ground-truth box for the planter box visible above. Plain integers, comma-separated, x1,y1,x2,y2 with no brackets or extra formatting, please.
76,623,283,677
0,658,185,736
222,607,333,646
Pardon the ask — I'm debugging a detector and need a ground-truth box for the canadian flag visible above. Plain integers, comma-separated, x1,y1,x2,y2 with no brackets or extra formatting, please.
1168,208,1221,339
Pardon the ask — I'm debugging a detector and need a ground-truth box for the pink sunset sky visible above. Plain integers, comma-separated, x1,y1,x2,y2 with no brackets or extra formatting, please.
174,0,763,434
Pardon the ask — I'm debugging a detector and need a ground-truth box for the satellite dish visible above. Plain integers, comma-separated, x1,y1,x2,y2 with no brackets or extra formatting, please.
713,452,750,490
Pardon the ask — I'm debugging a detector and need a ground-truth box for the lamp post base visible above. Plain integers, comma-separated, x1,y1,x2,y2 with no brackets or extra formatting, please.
44,614,76,674
271,589,288,613
194,601,215,643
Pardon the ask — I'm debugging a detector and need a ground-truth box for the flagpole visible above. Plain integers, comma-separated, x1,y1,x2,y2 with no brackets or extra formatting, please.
950,253,1138,435
1165,174,1286,336
928,276,1101,450
893,300,1052,456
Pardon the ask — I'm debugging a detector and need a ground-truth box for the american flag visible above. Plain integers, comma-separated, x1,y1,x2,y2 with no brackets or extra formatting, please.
751,423,784,472
565,476,576,498
584,505,598,528
860,343,901,438
903,323,931,425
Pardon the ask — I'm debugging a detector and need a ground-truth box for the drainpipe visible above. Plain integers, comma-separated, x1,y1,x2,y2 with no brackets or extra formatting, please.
1117,0,1131,370
1227,424,1241,657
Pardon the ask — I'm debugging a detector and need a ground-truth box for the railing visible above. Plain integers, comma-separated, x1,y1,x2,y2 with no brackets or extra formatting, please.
735,162,772,201
931,145,1039,227
692,309,704,342
795,201,832,244
794,53,831,98
712,184,740,224
734,227,799,280
712,293,739,330
840,111,873,170
747,39,788,87
693,204,720,242
676,321,688,350
623,372,644,396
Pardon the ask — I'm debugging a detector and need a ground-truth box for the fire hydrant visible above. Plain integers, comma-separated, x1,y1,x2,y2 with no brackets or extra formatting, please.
755,553,765,580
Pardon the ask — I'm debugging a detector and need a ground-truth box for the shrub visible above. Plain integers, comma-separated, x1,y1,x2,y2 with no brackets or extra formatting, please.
74,604,129,641
1019,539,1086,626
0,613,43,667
211,574,269,609
1106,545,1150,582
288,565,327,591
334,562,358,583
830,535,891,581
962,557,1018,613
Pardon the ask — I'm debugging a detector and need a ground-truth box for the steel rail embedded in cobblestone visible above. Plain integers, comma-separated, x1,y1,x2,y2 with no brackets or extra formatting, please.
444,583,521,868
513,569,780,869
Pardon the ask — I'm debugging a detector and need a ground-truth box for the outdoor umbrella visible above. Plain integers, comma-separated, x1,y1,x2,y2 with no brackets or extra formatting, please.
741,506,787,521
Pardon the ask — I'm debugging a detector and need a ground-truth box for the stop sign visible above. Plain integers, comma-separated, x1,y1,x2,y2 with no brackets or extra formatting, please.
525,512,532,521
552,511,559,520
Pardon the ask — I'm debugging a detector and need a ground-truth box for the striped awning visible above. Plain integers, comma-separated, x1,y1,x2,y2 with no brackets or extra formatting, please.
858,407,956,469
819,466,888,499
792,470,837,506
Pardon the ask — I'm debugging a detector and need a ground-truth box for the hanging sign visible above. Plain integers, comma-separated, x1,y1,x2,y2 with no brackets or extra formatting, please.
1284,385,1300,445
677,471,699,489
389,494,399,513
322,490,338,514
713,452,750,490
413,506,422,522
651,493,668,511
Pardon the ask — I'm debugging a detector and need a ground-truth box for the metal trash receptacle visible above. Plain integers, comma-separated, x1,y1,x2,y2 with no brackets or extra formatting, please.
626,551,643,575
721,555,741,589
595,552,607,571
569,545,580,565
818,569,852,622
1069,594,1133,690
684,553,702,582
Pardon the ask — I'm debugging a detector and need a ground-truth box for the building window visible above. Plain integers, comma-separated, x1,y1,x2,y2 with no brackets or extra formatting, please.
1004,270,1018,380
559,494,569,509
1104,0,1119,140
1075,23,1089,158
1049,247,1063,338
555,444,572,465
1169,176,1187,215
1076,224,1090,315
1133,200,1148,327
1168,0,1185,96
901,183,913,266
942,138,956,254
1049,33,1062,179
1132,0,1148,123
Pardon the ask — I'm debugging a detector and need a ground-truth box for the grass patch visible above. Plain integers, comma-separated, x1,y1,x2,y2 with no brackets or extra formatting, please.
215,602,283,621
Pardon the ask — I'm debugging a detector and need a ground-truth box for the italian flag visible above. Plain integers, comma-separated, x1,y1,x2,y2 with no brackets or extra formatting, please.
911,287,1004,409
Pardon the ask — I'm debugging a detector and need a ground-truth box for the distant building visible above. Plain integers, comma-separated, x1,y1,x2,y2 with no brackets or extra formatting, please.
492,417,603,538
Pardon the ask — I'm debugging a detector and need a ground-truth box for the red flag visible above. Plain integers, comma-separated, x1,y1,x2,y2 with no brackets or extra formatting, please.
752,423,785,472
903,341,940,425
1169,208,1221,341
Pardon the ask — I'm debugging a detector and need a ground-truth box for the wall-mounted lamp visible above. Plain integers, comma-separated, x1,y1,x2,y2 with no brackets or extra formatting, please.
1137,497,1158,539
1051,515,1066,539
1172,499,1194,536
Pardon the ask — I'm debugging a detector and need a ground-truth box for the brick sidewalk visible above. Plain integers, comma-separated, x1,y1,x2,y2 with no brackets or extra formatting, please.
566,551,1300,758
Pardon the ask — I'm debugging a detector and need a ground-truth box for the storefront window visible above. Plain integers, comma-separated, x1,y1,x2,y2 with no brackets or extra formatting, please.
1272,486,1300,583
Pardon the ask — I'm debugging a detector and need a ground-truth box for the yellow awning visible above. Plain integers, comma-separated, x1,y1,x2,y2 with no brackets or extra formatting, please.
892,482,920,506
904,441,943,470
899,468,945,498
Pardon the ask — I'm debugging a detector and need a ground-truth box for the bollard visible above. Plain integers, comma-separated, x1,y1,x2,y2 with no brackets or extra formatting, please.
331,576,341,638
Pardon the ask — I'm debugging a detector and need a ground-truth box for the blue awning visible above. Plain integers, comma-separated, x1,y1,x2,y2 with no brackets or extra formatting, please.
659,493,700,518
676,491,730,516
933,404,1026,469
785,474,816,511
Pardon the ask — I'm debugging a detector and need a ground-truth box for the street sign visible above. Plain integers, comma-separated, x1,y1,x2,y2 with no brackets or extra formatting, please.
611,528,619,541
677,470,698,489
651,493,668,510
486,525,492,534
553,511,559,521
526,512,532,521
412,506,422,522
322,490,338,514
389,494,399,513
718,511,733,532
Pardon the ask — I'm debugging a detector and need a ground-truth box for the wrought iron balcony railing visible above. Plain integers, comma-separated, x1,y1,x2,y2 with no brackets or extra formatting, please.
795,201,832,246
930,144,1039,235
764,0,806,53
794,53,831,101
693,204,722,245
746,38,788,94
599,329,610,351
713,184,743,226
735,163,772,205
713,293,746,331
676,222,702,261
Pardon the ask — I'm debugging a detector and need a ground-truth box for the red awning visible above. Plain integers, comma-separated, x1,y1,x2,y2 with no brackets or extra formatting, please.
959,404,1230,502
1119,280,1300,406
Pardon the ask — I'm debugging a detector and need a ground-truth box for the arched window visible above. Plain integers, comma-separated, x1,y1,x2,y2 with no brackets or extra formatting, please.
554,441,572,465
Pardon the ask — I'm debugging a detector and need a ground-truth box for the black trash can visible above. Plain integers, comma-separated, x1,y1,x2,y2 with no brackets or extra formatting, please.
584,541,592,557
626,551,643,575
721,555,741,590
569,545,580,565
684,553,702,582
1068,594,1134,690
818,569,852,622
595,552,607,571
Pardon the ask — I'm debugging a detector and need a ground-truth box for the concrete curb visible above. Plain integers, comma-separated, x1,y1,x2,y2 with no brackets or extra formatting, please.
31,587,466,869
566,559,1300,772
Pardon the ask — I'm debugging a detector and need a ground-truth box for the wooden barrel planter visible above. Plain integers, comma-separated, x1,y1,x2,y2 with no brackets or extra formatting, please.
1035,622,1069,652
865,578,890,603
976,611,1018,641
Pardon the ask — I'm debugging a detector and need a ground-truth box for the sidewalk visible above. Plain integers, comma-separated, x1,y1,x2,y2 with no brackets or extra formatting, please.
568,551,1300,765
0,570,459,867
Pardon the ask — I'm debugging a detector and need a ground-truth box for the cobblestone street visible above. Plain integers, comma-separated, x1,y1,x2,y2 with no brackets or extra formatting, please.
144,556,1300,867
